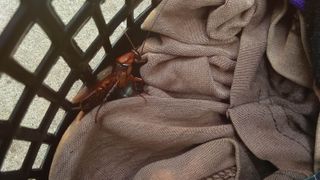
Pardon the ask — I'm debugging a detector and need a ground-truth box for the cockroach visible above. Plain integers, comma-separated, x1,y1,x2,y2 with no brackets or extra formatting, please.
73,0,168,122
73,32,147,122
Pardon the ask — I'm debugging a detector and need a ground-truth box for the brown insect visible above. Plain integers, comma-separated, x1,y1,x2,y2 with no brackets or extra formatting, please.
73,32,147,122
73,0,168,122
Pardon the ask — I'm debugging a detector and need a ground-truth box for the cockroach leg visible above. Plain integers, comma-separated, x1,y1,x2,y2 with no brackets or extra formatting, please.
138,93,147,103
94,81,119,123
131,77,147,102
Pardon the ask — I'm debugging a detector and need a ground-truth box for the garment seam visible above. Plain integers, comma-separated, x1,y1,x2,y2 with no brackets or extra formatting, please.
229,93,310,153
267,100,310,153
231,95,307,115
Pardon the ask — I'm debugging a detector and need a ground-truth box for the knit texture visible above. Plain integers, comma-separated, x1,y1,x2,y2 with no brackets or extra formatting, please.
49,0,319,179
305,0,320,172
202,166,237,180
267,0,312,88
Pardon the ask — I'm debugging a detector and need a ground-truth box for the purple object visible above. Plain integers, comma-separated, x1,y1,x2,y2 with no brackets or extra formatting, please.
290,0,305,10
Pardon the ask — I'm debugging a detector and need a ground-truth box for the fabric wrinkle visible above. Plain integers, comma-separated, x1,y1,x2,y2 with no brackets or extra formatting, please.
49,0,319,179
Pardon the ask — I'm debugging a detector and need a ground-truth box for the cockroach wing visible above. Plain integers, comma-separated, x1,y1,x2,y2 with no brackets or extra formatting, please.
79,77,117,113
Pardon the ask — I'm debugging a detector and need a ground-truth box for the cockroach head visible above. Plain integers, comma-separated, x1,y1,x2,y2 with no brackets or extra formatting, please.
132,49,147,64
117,51,135,65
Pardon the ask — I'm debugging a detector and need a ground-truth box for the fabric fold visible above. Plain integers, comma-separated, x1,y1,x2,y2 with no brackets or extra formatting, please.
267,0,312,88
49,97,241,180
133,139,259,180
49,0,319,179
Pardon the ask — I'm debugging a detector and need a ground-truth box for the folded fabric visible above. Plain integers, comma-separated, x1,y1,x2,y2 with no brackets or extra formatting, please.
267,0,312,88
304,0,320,172
49,0,319,179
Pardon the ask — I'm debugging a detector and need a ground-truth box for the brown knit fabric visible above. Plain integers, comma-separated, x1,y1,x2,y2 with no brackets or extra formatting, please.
267,0,313,88
202,166,237,180
314,86,320,172
49,0,319,179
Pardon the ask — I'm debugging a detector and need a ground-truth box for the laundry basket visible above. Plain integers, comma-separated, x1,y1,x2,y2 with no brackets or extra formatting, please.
0,0,157,179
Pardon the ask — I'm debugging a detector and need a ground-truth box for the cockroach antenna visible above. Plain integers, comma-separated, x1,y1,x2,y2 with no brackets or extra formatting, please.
124,31,137,51
139,0,169,54
123,0,170,57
